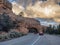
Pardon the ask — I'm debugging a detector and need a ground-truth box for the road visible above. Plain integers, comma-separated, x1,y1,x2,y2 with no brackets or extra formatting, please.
0,33,60,45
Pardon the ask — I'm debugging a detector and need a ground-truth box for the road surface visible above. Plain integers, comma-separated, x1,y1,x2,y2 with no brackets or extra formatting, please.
0,33,60,45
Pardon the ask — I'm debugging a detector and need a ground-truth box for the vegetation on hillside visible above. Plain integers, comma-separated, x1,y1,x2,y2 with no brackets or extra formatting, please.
46,24,60,34
0,13,14,32
0,13,26,41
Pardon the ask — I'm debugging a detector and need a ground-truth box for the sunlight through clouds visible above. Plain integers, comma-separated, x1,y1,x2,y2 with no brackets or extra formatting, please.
8,0,60,22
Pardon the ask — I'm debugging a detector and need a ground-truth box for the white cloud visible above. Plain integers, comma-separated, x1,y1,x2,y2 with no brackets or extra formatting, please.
12,1,24,15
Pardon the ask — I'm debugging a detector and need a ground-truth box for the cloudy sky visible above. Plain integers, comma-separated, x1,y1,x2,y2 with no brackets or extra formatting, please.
8,0,60,22
8,0,60,6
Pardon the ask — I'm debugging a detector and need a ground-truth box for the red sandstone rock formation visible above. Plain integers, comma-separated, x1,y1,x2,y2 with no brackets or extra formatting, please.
0,0,16,21
0,0,44,35
16,17,44,34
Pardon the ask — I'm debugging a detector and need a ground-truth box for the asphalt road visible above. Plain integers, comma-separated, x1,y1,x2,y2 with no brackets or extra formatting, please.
0,33,60,45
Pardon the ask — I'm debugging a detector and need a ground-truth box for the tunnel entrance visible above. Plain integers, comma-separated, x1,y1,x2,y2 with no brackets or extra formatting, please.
28,28,38,34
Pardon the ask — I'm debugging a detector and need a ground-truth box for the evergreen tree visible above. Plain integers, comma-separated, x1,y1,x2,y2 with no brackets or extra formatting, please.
46,25,53,34
57,24,60,34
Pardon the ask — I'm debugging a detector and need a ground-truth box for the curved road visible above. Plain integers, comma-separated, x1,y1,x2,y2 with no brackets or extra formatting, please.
0,33,60,45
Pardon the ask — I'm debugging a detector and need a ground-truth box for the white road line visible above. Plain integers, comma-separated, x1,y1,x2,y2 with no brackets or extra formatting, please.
31,36,40,45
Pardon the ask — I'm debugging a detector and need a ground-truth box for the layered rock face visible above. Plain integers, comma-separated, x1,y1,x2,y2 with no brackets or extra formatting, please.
0,0,18,32
0,0,12,10
16,16,43,34
0,0,16,21
0,0,44,35
0,0,12,13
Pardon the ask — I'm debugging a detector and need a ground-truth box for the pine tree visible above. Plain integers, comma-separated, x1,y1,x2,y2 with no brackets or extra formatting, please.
57,24,60,34
46,25,53,34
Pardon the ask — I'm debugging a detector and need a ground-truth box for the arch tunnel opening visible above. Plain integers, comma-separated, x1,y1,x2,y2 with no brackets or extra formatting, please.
28,28,38,34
